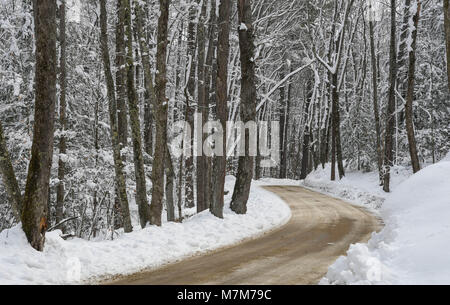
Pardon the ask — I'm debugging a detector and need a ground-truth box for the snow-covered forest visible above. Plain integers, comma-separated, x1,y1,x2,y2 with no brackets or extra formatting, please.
0,0,449,286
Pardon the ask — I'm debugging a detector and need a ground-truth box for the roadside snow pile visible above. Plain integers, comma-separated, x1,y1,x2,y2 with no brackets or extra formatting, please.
321,158,450,284
0,176,291,284
303,164,411,210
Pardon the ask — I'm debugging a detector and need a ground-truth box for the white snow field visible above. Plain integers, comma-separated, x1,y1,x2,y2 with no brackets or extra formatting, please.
319,154,450,284
0,176,291,284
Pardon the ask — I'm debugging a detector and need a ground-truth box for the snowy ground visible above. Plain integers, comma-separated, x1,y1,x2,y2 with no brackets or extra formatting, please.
0,176,291,284
2,157,449,285
303,163,412,210
316,154,450,285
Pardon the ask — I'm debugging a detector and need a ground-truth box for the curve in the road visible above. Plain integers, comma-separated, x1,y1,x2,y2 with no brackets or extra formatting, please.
107,185,382,285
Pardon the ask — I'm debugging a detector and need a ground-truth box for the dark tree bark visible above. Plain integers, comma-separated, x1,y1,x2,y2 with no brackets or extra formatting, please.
143,90,154,156
397,0,411,113
21,0,57,251
331,94,336,180
300,78,313,180
405,0,421,173
383,0,398,193
369,19,383,184
0,121,22,221
278,70,287,178
116,0,128,149
318,0,353,181
444,0,450,90
99,0,132,232
165,145,175,222
184,0,199,209
331,69,345,180
205,0,217,204
196,0,208,213
149,0,169,226
135,2,155,158
56,0,67,228
210,0,231,218
230,0,257,215
281,65,292,178
320,101,331,169
124,0,151,228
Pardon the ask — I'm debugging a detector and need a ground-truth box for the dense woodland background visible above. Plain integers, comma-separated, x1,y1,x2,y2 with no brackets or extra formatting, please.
0,0,449,250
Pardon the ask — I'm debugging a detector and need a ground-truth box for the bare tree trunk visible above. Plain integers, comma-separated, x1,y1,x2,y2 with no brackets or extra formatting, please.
300,78,312,180
21,0,57,251
135,1,155,158
205,0,217,204
196,0,208,213
124,0,151,228
0,121,22,221
444,0,450,90
405,0,421,173
125,0,150,228
383,0,398,193
56,0,67,228
330,74,336,181
397,0,411,117
369,19,383,184
184,0,198,209
165,145,175,222
255,110,262,180
278,69,287,178
116,0,128,148
230,0,257,215
99,0,132,232
143,90,153,156
332,70,345,180
281,64,292,178
149,0,169,226
210,0,231,218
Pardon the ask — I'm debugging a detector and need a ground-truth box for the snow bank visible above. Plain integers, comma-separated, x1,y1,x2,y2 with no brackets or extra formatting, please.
320,159,450,284
0,177,291,284
303,163,411,210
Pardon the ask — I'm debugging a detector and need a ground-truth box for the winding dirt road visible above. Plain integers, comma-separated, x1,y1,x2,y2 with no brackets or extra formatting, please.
108,186,381,285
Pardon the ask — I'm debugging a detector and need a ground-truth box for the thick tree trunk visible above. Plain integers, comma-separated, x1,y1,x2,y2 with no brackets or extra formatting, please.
116,0,128,148
196,0,208,213
56,0,67,227
124,0,151,228
369,19,383,184
210,0,231,218
383,0,398,193
149,0,169,226
405,0,421,173
99,0,132,232
21,0,57,251
230,0,257,215
444,0,450,90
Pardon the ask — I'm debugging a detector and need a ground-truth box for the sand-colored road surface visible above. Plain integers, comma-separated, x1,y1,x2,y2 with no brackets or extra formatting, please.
107,186,381,285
